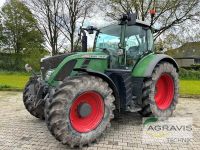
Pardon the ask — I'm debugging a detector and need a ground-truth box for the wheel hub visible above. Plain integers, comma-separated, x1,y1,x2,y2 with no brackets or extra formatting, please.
69,91,104,133
77,103,92,118
154,73,175,110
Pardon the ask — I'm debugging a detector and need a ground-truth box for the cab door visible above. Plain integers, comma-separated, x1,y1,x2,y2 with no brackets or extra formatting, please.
124,25,153,68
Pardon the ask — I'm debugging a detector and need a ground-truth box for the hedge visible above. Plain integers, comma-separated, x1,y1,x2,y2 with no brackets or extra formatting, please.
179,68,200,80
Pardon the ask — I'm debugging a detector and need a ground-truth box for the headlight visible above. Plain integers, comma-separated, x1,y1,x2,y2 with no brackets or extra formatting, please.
45,70,54,81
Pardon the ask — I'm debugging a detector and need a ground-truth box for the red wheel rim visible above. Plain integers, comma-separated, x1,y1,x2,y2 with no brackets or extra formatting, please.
154,74,174,110
69,91,104,133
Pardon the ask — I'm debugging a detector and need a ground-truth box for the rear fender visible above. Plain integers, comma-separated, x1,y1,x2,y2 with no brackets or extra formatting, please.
132,53,179,77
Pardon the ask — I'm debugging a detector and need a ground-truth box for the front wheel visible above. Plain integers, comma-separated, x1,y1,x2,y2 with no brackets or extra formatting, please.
139,62,179,117
45,75,115,147
23,77,45,119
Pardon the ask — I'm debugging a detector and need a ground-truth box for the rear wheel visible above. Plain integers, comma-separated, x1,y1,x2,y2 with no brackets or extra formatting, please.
45,75,115,147
139,62,179,117
23,77,45,119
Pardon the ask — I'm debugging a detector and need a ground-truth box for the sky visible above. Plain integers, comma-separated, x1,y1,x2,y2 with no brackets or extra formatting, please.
0,0,5,7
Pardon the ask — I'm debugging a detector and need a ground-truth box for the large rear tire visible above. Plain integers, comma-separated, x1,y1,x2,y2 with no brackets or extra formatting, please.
45,75,115,147
23,77,45,119
139,62,179,117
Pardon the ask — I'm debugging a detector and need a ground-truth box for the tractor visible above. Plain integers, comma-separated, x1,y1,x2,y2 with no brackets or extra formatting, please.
23,13,179,147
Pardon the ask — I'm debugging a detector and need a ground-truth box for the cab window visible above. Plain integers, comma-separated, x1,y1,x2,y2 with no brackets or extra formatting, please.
125,25,148,59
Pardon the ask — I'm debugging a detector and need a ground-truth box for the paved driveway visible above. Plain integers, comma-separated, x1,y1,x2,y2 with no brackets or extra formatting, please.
0,91,199,150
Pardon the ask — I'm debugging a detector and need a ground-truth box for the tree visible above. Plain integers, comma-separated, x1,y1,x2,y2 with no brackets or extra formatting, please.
59,0,95,52
25,0,95,54
1,0,45,69
25,0,64,55
103,0,200,40
0,15,4,49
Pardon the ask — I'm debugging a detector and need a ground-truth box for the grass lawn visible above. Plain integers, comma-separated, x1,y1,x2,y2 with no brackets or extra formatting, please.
179,80,200,97
0,72,200,96
0,72,29,91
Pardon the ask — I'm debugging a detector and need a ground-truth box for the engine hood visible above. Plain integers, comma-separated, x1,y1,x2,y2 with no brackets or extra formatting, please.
40,53,74,79
44,52,109,86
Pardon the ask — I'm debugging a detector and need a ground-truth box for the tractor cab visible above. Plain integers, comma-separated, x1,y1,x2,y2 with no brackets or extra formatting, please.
94,22,154,69
82,13,154,69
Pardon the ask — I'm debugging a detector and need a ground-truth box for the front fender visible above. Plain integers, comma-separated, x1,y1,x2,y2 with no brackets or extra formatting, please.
74,68,121,111
132,53,179,77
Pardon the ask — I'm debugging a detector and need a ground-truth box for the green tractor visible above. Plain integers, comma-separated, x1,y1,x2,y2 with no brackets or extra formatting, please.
23,13,179,147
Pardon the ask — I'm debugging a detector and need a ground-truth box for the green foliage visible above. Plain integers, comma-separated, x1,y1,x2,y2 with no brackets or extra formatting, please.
0,53,25,71
179,68,200,80
0,0,44,53
0,16,3,47
0,0,44,59
182,64,200,71
0,52,48,71
24,49,48,71
0,70,29,75
0,84,12,89
0,0,48,71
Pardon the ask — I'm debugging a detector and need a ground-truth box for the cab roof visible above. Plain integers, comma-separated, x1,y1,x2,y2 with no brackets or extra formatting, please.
100,20,155,32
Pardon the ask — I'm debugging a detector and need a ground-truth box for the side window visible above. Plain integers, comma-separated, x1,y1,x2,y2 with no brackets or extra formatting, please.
125,26,148,67
125,26,148,59
125,35,140,58
126,35,140,49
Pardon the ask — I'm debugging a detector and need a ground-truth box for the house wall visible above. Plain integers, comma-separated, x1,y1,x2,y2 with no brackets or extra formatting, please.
175,59,195,67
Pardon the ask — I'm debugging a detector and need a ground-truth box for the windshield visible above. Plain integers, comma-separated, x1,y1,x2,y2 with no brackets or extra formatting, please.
95,25,121,51
95,24,153,56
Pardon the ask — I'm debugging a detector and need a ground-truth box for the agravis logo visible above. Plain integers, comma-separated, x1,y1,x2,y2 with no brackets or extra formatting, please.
142,117,193,144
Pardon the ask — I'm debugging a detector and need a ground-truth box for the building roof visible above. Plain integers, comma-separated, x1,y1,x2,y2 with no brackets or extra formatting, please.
174,57,200,59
